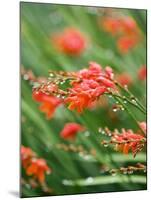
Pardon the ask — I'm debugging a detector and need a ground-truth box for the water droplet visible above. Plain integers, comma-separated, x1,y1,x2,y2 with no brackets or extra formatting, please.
102,130,105,135
113,108,117,112
108,133,112,137
23,74,29,80
121,107,125,111
86,177,94,184
123,171,127,175
60,81,65,85
131,99,136,104
109,95,112,98
49,73,54,77
103,143,108,147
56,94,61,98
123,100,127,104
84,131,90,137
98,127,102,133
116,101,119,104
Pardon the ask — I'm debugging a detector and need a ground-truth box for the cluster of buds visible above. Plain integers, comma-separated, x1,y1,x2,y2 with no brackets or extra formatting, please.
21,146,51,183
56,143,96,157
100,14,141,54
109,163,146,176
100,126,146,157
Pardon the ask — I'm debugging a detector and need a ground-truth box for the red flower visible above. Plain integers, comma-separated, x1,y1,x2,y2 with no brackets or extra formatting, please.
116,72,132,86
65,62,114,113
26,158,51,183
21,146,35,168
32,91,61,119
21,146,51,183
60,123,84,140
117,36,138,54
112,129,145,157
120,17,139,36
138,65,147,80
52,28,87,55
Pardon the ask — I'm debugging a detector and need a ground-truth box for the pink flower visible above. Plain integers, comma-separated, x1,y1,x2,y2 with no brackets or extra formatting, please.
60,123,84,140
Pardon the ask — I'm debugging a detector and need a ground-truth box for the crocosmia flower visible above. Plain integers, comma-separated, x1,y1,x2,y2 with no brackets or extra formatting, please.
112,129,145,157
117,36,138,54
60,122,85,140
138,65,147,80
32,91,61,119
116,72,132,86
101,17,121,35
26,158,51,183
21,146,35,168
52,27,87,55
65,62,115,113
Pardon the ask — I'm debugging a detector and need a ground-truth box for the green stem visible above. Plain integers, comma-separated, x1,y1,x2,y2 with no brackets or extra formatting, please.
115,82,146,113
113,96,146,135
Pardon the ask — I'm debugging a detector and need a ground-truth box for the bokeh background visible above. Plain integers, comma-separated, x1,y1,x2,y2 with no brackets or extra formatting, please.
21,2,147,198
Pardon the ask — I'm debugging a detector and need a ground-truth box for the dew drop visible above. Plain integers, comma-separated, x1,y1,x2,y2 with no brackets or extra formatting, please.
131,99,136,104
86,177,94,184
84,131,90,137
23,74,29,80
49,73,54,77
60,81,65,85
113,108,117,112
123,100,127,104
98,127,102,133
104,143,108,147
121,107,125,111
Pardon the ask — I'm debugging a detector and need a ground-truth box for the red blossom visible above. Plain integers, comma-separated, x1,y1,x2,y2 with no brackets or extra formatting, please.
112,129,145,156
52,28,87,55
26,158,51,183
21,146,51,183
21,146,35,168
138,65,147,80
60,123,85,140
65,62,115,113
117,36,138,54
101,17,121,35
32,91,61,119
116,72,132,86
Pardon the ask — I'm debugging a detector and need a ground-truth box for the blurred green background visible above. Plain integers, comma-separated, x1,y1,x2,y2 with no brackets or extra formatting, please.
21,2,147,198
